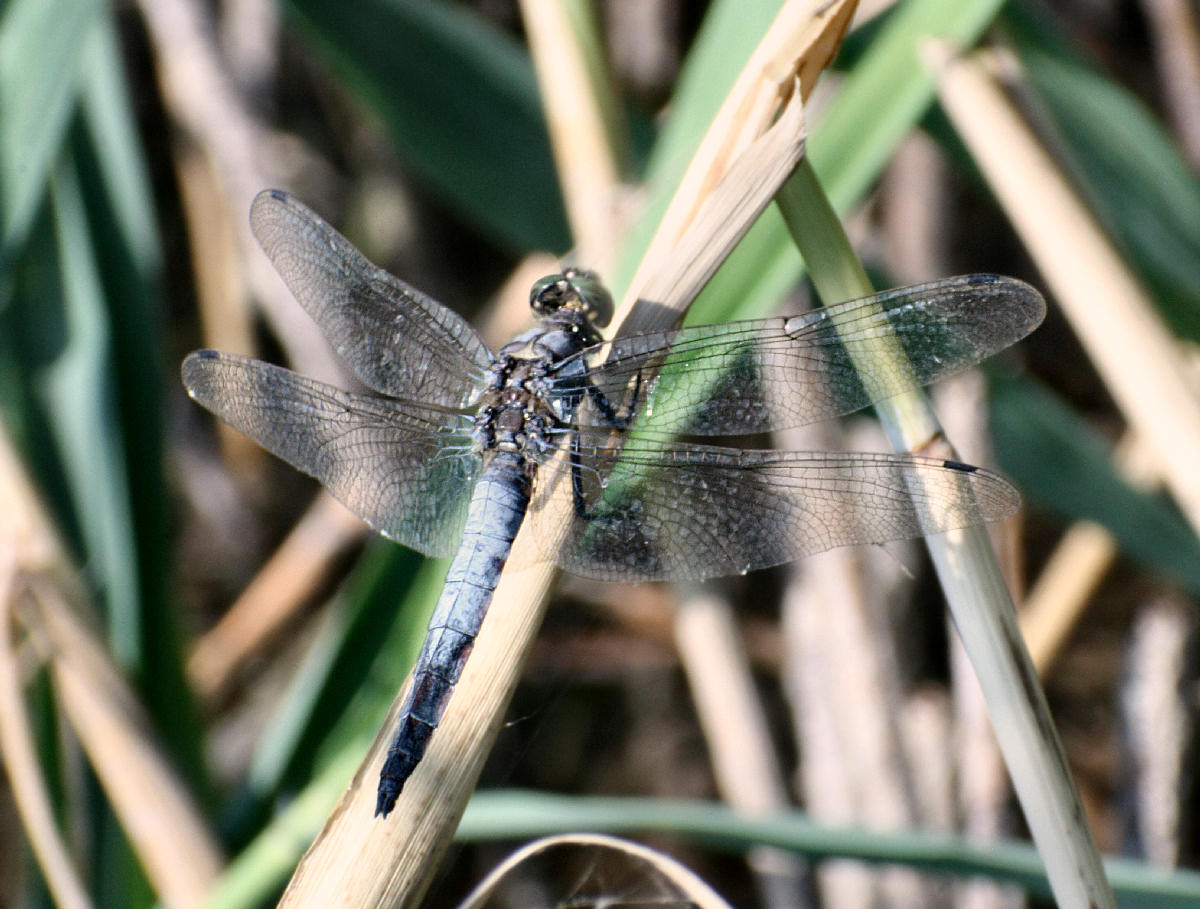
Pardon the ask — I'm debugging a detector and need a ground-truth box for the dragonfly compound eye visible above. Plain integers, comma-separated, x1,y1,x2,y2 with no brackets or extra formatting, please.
530,270,613,327
564,269,613,328
529,274,570,313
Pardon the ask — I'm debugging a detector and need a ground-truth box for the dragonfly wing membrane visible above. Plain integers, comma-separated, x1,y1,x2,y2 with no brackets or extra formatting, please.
566,275,1044,436
250,190,494,408
528,433,1019,582
183,350,480,558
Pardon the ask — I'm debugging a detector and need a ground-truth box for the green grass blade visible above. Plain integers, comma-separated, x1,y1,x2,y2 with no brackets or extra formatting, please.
991,375,1200,594
75,11,204,786
779,152,1115,906
0,0,100,265
457,792,1200,908
47,161,143,663
1004,2,1200,341
279,0,571,253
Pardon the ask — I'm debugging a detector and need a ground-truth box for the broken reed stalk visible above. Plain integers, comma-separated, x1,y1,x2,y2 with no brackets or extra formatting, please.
276,4,831,905
779,154,1116,907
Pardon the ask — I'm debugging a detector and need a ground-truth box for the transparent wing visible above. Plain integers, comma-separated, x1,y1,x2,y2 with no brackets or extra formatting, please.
526,432,1019,582
553,275,1044,435
183,350,480,558
250,190,494,408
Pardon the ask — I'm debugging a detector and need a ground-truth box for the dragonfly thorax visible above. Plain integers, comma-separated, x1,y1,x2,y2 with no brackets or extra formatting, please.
474,355,559,467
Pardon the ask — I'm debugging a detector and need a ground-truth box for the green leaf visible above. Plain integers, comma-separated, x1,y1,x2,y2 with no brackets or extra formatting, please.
47,160,145,658
0,0,203,830
1003,3,1200,342
240,543,426,812
78,13,205,786
616,0,1013,329
0,0,101,265
280,0,571,253
990,374,1200,594
457,791,1200,908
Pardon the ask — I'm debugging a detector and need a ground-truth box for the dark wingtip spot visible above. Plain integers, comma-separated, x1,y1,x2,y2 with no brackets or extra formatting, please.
942,459,978,473
966,273,1001,285
181,349,219,393
265,188,287,201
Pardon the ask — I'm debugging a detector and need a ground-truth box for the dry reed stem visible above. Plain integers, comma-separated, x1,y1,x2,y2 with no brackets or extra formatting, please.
0,554,92,909
783,40,1111,904
187,492,366,703
1122,597,1194,868
617,0,857,331
520,0,627,267
175,147,263,466
1139,0,1200,168
176,147,254,361
931,374,1023,908
778,447,926,907
674,589,807,902
926,43,1120,908
0,426,222,908
933,45,1200,546
35,583,224,908
1021,432,1162,674
279,9,820,905
137,0,344,385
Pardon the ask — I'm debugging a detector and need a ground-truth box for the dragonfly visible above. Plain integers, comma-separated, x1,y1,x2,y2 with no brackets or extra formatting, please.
183,189,1045,818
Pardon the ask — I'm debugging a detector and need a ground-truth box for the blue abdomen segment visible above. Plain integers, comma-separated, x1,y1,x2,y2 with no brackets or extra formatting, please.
376,454,531,817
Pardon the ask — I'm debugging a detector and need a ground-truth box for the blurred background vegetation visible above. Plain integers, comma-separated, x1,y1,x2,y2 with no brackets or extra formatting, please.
2,0,1200,906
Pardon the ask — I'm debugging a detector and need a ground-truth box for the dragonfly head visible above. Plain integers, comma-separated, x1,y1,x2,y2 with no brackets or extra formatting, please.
530,268,613,328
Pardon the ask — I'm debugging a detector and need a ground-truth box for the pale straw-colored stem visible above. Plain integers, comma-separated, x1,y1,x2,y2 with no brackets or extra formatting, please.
779,145,1115,906
1021,431,1162,673
277,4,833,903
518,0,627,267
0,555,92,909
675,588,809,902
0,425,223,909
934,44,1200,546
187,493,366,703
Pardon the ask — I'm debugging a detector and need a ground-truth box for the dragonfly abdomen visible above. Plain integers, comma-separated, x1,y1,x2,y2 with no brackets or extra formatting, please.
375,453,532,817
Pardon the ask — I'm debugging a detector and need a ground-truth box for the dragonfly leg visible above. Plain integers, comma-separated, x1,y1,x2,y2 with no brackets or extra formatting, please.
584,368,645,431
569,438,591,519
567,371,648,520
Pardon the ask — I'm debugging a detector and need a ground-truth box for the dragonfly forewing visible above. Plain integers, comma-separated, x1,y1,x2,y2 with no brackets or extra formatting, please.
250,190,494,409
554,274,1044,437
182,350,480,558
